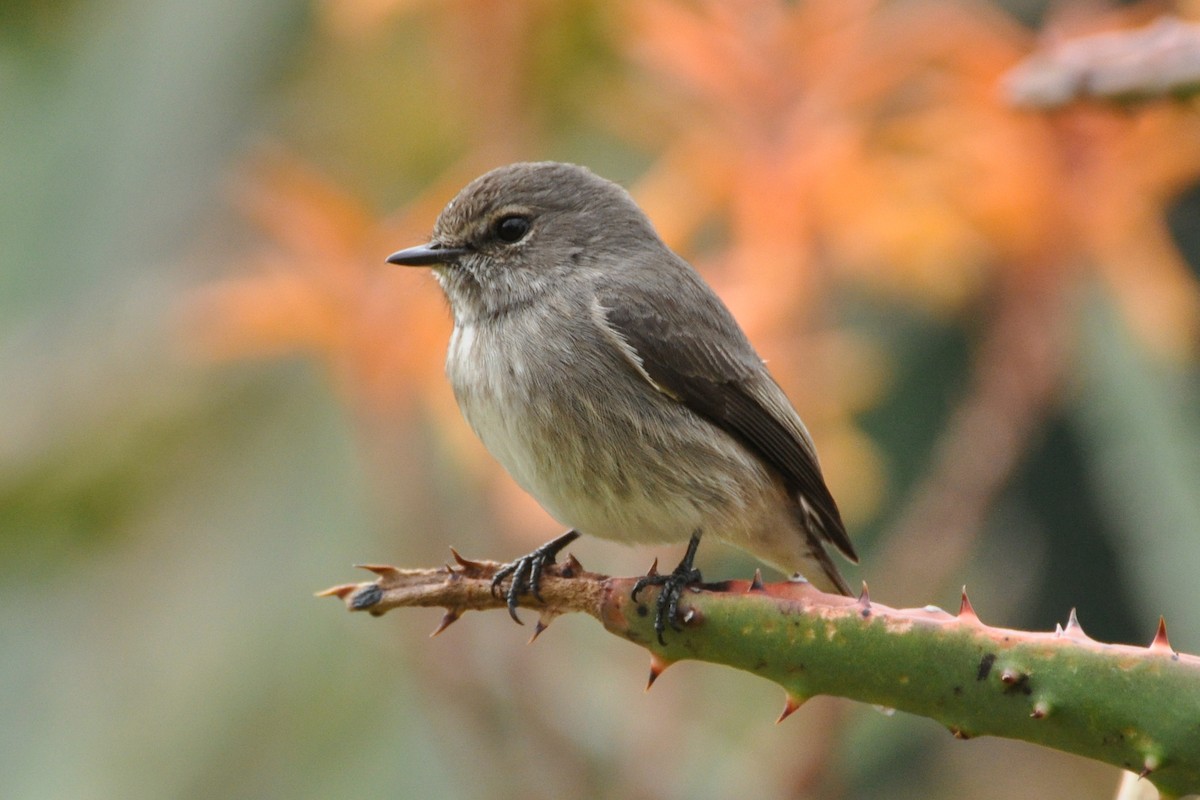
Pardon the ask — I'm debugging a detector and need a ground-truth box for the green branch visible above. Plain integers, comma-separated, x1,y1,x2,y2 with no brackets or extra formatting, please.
321,554,1200,798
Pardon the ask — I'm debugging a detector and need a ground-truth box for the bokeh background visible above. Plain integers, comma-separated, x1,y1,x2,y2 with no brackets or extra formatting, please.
4,0,1200,797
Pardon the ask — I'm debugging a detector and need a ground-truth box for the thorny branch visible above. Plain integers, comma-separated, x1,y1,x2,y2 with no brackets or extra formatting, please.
1006,16,1200,107
321,552,1200,797
319,551,608,637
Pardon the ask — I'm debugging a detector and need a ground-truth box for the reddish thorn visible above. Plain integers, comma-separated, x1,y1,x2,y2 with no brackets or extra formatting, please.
355,564,402,580
1030,700,1050,719
1139,754,1161,778
749,569,765,592
1138,767,1152,779
958,587,977,621
563,553,584,577
315,583,359,599
776,694,806,724
448,547,484,571
1054,623,1064,637
646,558,660,578
950,727,972,740
1149,616,1175,655
429,609,460,637
646,653,671,691
530,610,558,642
858,581,871,607
1000,668,1018,685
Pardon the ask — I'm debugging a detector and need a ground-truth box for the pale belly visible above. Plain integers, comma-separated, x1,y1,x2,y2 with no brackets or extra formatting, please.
446,319,799,557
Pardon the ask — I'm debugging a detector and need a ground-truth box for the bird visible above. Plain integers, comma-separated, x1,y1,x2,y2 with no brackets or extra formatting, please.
387,161,857,641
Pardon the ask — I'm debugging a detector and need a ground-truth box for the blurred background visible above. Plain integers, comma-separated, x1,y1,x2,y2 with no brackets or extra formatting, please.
4,0,1199,797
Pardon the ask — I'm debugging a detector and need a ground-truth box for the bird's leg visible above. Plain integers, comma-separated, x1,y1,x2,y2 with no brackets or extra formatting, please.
490,529,581,624
631,531,703,645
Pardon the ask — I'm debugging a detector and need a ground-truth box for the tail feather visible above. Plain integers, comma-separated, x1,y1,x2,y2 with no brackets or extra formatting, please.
798,496,854,596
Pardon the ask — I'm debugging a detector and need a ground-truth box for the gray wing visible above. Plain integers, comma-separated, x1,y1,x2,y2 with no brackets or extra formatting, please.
593,263,858,566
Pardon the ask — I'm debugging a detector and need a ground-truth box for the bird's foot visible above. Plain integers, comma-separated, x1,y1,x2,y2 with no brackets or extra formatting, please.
631,532,703,645
490,529,581,624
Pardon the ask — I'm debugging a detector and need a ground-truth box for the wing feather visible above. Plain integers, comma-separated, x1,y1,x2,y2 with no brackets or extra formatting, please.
594,264,858,564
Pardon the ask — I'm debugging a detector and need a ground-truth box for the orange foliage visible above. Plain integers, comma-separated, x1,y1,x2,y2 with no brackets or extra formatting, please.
184,150,459,416
623,0,1200,355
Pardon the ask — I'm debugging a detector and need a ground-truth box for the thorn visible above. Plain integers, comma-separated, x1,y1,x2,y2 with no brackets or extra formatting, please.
958,587,977,622
529,610,558,643
749,569,765,592
646,653,672,690
1000,668,1019,685
562,553,584,577
1066,607,1081,630
858,581,871,607
315,583,359,599
776,693,807,724
1064,607,1090,640
950,726,972,740
448,547,485,572
1149,616,1176,655
1139,753,1161,779
429,608,460,637
1030,700,1050,719
1054,622,1064,637
646,557,660,577
355,564,402,580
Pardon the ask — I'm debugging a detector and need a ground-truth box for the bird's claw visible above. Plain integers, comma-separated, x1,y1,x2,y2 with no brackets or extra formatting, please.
631,532,703,645
490,530,580,624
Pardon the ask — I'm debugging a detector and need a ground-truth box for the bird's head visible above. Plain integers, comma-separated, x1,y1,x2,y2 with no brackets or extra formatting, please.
387,162,660,322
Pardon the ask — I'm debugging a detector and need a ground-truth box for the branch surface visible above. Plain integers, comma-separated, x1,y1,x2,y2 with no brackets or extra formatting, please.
321,555,1200,798
1006,16,1200,107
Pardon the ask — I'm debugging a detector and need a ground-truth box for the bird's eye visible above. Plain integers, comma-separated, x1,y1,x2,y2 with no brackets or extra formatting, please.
494,215,531,244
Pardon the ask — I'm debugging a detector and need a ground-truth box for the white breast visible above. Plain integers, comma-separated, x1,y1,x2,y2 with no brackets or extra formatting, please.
445,316,781,550
448,322,555,510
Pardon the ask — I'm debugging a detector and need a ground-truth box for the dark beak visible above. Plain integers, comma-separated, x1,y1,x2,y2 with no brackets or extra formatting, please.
386,242,470,267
